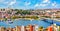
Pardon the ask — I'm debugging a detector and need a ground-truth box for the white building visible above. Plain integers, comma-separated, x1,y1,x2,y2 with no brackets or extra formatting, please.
21,25,25,31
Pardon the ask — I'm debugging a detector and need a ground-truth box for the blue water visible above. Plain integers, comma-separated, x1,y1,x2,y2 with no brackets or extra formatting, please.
0,19,60,28
46,19,60,26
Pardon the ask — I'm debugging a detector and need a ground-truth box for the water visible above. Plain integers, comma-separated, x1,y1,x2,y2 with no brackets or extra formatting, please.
45,19,60,26
0,19,60,28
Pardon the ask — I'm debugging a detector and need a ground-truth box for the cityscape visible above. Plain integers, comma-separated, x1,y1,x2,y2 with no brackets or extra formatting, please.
0,0,60,31
0,8,60,31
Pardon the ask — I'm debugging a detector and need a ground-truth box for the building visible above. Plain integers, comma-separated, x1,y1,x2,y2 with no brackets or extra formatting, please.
38,26,43,31
6,27,12,31
0,26,5,31
21,25,25,31
15,26,21,31
29,25,34,31
53,24,59,31
34,24,38,31
47,26,53,31
13,28,16,31
43,28,48,31
25,25,30,31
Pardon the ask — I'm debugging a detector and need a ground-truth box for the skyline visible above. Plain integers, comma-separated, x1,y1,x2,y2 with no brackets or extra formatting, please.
0,0,60,9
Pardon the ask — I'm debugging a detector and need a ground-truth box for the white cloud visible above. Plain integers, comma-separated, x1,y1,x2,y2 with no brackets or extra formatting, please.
25,2,31,6
0,0,16,6
40,4,48,6
34,3,48,7
52,1,57,7
9,0,16,6
34,1,57,8
43,0,49,3
9,1,16,5
34,0,50,7
34,4,39,7
48,1,50,4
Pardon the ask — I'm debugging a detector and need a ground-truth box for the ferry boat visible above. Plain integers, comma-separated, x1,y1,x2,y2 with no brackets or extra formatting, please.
7,19,13,24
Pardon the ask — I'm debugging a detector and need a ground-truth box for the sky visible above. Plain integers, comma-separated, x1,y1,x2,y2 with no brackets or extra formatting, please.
0,0,60,9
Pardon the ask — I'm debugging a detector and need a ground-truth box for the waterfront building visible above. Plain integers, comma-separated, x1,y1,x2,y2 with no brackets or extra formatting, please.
43,28,48,31
34,24,38,31
21,25,25,31
59,26,60,31
0,25,60,31
57,26,60,31
25,25,30,31
15,26,21,31
25,25,34,31
0,27,5,31
13,28,16,31
29,25,34,31
6,27,12,31
47,26,53,31
38,26,43,31
53,24,58,31
0,12,2,19
53,24,60,31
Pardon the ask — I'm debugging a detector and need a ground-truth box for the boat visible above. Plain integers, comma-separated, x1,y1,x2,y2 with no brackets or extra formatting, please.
42,19,47,22
7,19,13,24
42,19,53,24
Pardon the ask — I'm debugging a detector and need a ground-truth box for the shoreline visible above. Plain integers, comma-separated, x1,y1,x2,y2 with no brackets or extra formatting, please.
0,17,60,22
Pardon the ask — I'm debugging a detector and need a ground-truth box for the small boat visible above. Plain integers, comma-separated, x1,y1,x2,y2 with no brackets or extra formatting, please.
7,19,13,24
8,21,13,24
42,19,47,22
30,19,34,21
42,19,53,24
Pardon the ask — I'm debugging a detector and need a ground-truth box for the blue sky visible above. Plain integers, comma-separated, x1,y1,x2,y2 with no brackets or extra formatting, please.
0,0,60,9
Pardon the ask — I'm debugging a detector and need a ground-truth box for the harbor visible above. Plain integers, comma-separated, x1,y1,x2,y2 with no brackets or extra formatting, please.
0,19,60,28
